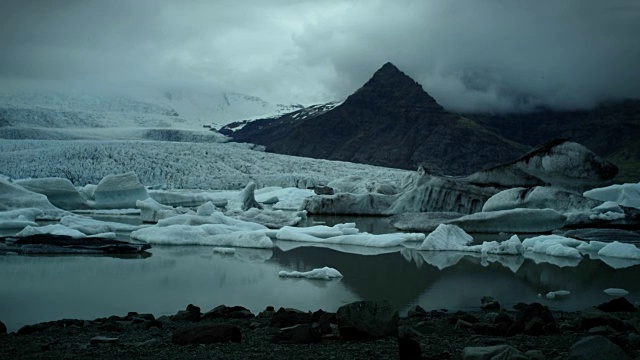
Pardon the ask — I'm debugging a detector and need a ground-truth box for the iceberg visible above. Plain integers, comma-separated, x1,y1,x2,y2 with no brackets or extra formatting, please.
300,192,395,215
0,178,68,220
522,235,584,259
91,172,149,209
416,224,473,251
136,198,192,223
238,182,262,211
598,241,640,260
482,186,600,215
604,288,629,297
584,182,640,209
148,190,227,208
0,208,42,229
388,212,463,232
274,224,424,247
230,208,305,229
278,267,343,280
15,224,115,239
327,175,398,195
275,240,404,256
447,208,566,233
60,215,144,235
130,225,273,248
466,235,524,256
15,177,89,210
157,213,267,231
255,187,314,210
545,290,571,299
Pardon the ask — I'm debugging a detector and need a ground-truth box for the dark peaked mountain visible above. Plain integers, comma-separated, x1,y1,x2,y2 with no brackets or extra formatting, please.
225,63,528,175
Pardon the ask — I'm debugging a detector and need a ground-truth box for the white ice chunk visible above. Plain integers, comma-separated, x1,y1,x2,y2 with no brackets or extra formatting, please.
275,225,423,247
589,211,626,221
0,208,43,229
136,198,191,223
546,290,571,299
584,182,640,209
278,267,343,280
148,190,227,208
232,208,305,229
416,224,473,251
15,224,115,239
598,241,640,259
196,201,217,216
576,241,608,252
60,215,144,234
130,225,273,248
213,247,236,255
592,201,625,214
92,172,149,209
604,288,629,297
255,187,314,210
467,235,524,255
275,240,404,256
523,235,584,259
157,213,267,231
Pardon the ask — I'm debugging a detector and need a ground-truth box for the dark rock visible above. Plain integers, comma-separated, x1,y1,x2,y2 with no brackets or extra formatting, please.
272,324,321,344
596,297,637,313
336,300,399,340
509,303,555,336
145,320,163,330
459,314,480,324
313,320,333,335
494,313,513,325
579,308,624,331
473,323,499,336
398,334,422,360
171,304,201,322
0,320,6,334
270,308,311,328
318,311,337,325
480,296,500,310
311,309,326,322
97,321,122,332
127,313,154,321
203,305,254,320
313,186,334,195
567,335,631,360
172,324,241,345
17,324,47,335
407,304,428,318
90,336,118,345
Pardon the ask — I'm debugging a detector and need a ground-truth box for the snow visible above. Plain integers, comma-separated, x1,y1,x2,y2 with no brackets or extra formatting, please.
91,172,149,209
0,208,42,229
416,224,473,251
598,241,640,260
14,177,89,210
274,224,424,247
447,208,566,233
213,247,236,255
130,226,273,248
14,224,116,239
278,267,343,280
0,178,68,220
584,183,640,209
604,288,629,297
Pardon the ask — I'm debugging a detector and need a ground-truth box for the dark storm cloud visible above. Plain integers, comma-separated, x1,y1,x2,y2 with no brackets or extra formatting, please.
1,0,639,112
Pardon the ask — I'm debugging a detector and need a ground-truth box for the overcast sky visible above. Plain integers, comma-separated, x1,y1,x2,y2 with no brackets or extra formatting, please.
2,0,639,112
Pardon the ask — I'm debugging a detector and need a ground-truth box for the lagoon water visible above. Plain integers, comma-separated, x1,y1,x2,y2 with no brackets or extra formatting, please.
1,215,640,332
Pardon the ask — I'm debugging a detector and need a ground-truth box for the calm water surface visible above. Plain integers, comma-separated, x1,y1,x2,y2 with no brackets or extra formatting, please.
1,216,640,332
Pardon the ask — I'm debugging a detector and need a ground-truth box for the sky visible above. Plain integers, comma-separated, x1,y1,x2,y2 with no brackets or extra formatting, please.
1,0,639,113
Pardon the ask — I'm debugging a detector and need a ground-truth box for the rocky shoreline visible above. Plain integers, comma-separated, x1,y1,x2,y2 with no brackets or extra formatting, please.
1,298,639,360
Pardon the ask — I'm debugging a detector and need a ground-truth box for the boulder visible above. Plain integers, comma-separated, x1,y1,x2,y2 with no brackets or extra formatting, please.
270,308,311,328
567,335,631,360
509,303,555,336
0,320,6,334
596,297,637,313
171,304,201,322
398,333,422,360
336,300,399,340
407,304,428,318
480,296,500,310
172,324,241,345
203,305,254,320
272,324,321,344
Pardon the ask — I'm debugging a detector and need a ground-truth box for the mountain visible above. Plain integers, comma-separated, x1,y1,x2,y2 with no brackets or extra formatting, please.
225,62,529,176
467,99,640,182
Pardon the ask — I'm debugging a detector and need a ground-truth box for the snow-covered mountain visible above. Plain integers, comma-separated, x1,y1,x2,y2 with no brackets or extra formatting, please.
0,85,299,135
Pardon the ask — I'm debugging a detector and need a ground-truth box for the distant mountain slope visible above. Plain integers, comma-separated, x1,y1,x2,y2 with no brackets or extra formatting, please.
227,62,529,176
0,87,296,131
468,99,640,182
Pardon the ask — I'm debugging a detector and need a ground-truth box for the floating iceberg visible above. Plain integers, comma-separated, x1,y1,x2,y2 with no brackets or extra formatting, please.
274,224,424,247
254,187,314,210
604,288,629,297
60,215,144,235
466,235,524,256
301,192,395,215
15,224,115,239
584,182,640,209
0,208,42,229
598,241,640,260
416,224,473,251
447,208,566,233
482,186,600,215
231,208,305,229
522,235,584,259
136,198,191,223
148,190,227,208
0,178,68,220
130,225,273,248
15,177,89,210
278,267,343,280
91,172,149,209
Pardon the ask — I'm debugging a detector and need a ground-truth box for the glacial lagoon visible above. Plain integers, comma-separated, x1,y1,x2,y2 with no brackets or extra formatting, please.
1,215,639,333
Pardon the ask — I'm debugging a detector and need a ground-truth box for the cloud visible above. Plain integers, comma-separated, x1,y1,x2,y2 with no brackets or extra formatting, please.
1,0,639,112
